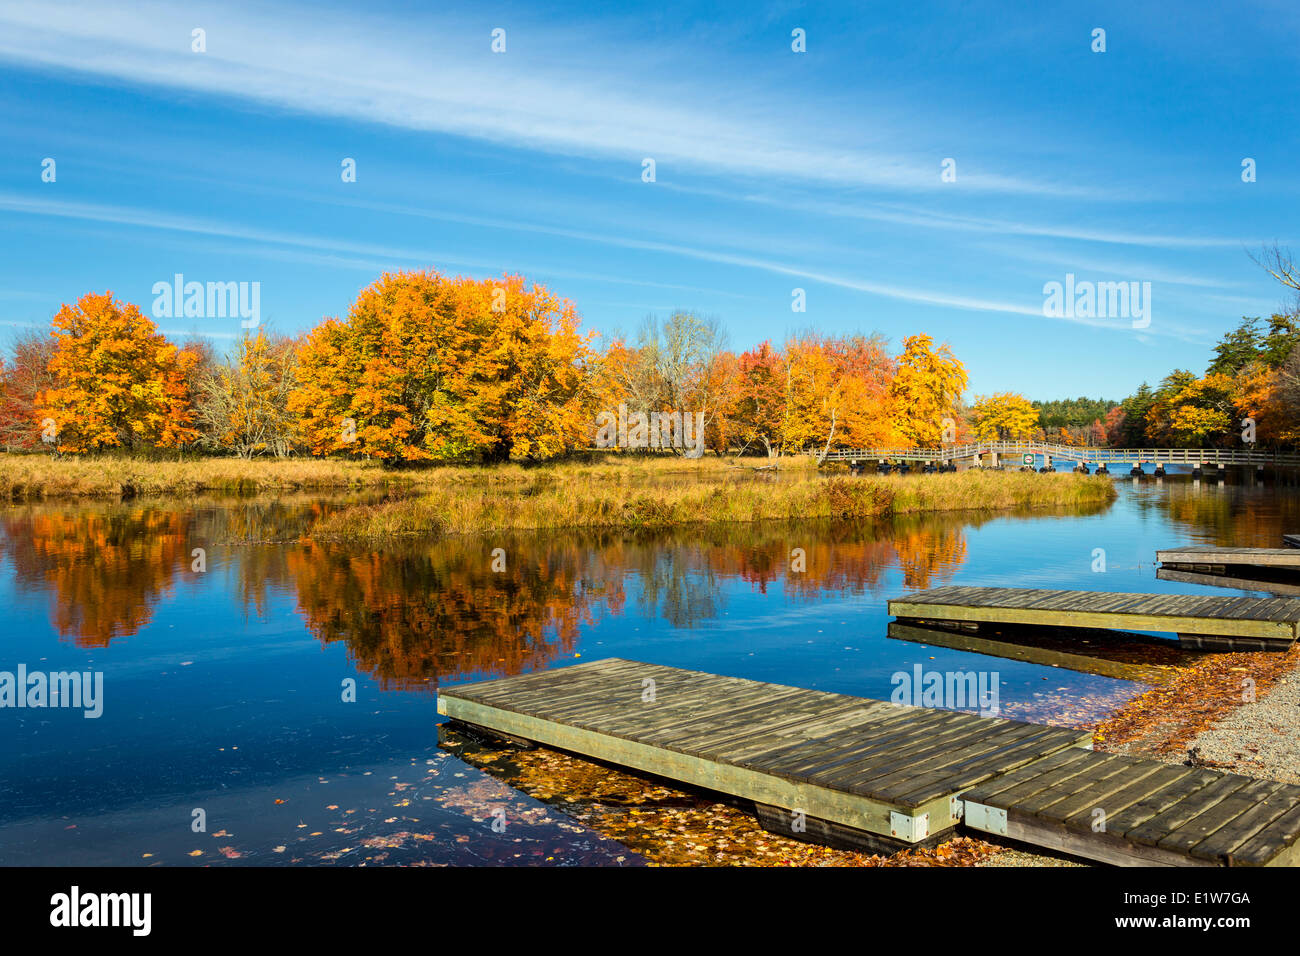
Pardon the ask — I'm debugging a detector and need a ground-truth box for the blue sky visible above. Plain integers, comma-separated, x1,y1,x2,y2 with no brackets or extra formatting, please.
0,0,1296,399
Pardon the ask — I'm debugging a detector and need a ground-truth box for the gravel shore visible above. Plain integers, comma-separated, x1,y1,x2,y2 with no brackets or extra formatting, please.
1166,669,1300,783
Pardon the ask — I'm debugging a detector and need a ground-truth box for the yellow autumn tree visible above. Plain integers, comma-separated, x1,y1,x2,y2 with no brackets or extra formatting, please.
37,292,198,453
1165,373,1236,446
970,392,1039,441
890,334,968,447
473,275,593,460
288,270,593,462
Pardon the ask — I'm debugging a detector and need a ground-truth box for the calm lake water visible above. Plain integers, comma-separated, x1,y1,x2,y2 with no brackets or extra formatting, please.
2,472,1297,866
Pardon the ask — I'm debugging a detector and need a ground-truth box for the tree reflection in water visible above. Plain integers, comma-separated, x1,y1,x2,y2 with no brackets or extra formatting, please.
13,485,1252,697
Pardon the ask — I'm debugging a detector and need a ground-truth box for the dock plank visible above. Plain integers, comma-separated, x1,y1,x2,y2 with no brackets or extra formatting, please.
888,586,1300,649
1158,546,1300,570
439,658,1089,847
442,658,1300,865
964,749,1300,866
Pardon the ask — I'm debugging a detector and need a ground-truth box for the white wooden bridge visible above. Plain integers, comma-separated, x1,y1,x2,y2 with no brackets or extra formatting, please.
822,441,1300,468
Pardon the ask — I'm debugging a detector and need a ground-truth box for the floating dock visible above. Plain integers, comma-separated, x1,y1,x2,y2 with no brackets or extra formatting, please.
438,658,1090,852
1157,545,1300,574
963,748,1300,866
888,585,1300,651
439,659,1300,865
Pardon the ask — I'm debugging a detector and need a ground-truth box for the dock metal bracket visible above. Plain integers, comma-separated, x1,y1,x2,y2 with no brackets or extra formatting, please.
963,801,1008,836
436,696,448,716
889,810,930,842
949,794,964,822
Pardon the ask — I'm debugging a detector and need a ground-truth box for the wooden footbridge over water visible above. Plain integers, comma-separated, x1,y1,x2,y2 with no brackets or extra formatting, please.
440,657,1300,866
822,440,1300,470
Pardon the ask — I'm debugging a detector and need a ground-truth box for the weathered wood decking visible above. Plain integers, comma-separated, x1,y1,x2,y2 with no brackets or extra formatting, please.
963,748,1300,866
438,658,1090,851
888,585,1300,651
1157,545,1300,572
439,658,1300,866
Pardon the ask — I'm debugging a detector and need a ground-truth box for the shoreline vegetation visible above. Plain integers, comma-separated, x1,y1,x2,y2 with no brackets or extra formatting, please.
0,452,1115,539
13,275,1299,476
309,467,1115,540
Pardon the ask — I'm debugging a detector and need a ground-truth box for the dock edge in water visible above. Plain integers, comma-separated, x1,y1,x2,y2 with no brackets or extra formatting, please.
438,658,1300,865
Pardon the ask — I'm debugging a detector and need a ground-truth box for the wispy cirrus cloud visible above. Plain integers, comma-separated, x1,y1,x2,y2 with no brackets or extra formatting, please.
0,0,1101,199
1,191,1195,335
0,192,748,300
653,180,1266,251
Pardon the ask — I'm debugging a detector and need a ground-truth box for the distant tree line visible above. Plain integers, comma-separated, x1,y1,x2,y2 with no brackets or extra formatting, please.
0,270,969,462
969,312,1299,450
8,246,1297,459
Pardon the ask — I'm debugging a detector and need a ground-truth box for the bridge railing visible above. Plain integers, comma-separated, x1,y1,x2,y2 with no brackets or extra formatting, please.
821,441,1300,467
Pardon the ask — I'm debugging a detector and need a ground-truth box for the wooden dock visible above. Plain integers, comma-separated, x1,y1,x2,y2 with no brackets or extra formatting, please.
439,658,1300,865
962,748,1300,866
888,585,1300,651
1157,545,1300,573
438,658,1091,852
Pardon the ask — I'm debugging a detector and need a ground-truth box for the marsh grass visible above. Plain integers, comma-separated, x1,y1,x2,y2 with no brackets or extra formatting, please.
0,454,411,499
310,469,1117,541
0,451,792,500
0,453,1116,540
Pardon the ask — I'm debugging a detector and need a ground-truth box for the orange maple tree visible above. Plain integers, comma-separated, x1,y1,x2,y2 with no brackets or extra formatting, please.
36,292,199,453
288,270,593,462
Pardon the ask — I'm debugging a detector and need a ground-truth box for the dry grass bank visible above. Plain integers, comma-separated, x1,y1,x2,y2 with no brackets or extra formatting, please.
0,454,411,499
0,452,797,500
0,454,1116,539
310,469,1117,540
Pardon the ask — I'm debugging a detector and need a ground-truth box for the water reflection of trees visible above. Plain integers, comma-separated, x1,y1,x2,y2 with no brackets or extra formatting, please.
2,506,196,646
0,494,370,645
286,537,618,690
1128,480,1300,544
0,494,1063,686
